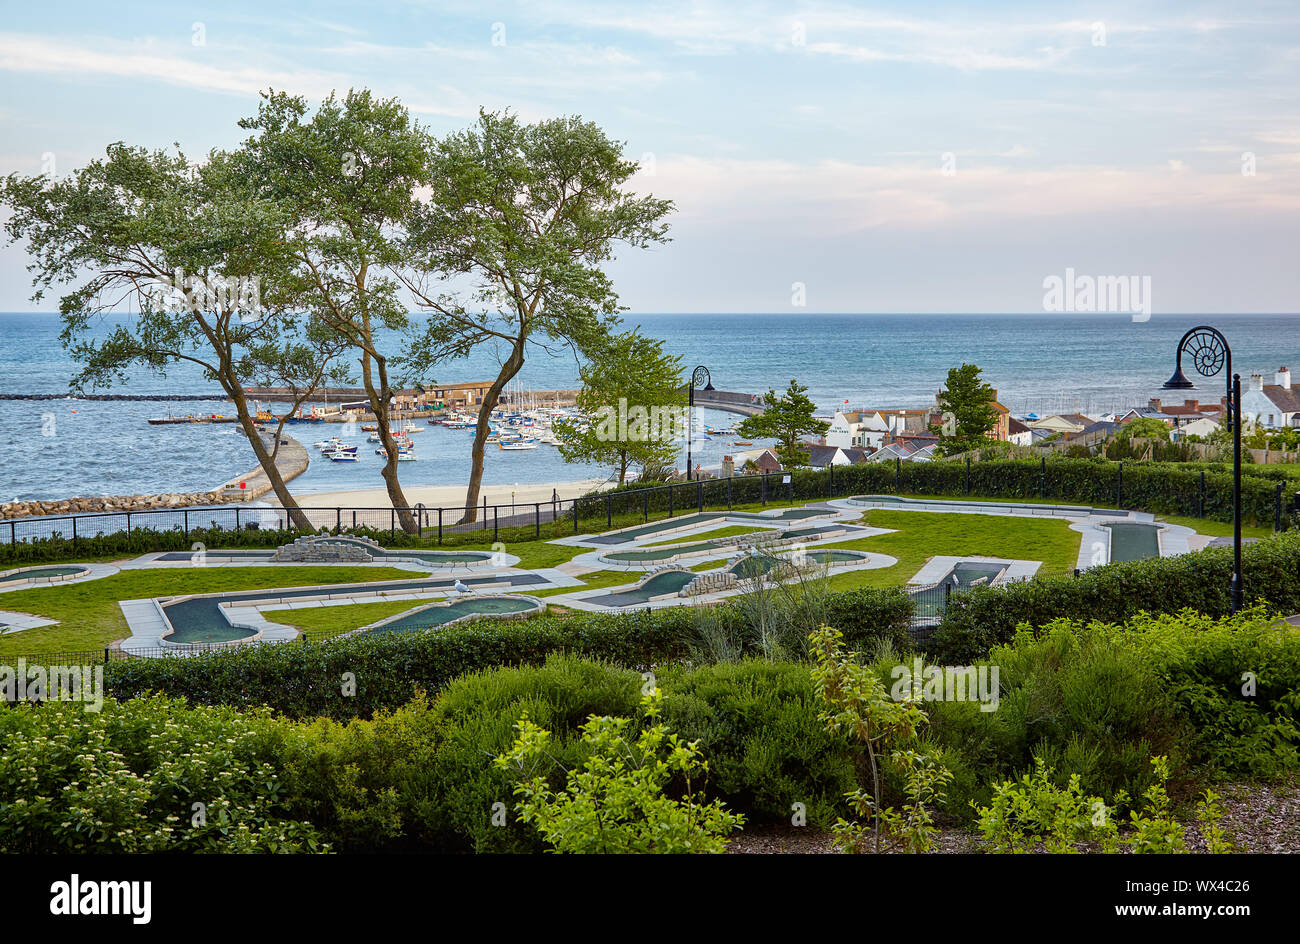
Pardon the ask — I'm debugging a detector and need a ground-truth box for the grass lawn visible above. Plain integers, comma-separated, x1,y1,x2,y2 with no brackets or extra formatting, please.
1153,514,1275,539
0,566,420,658
261,600,417,640
528,570,642,598
820,509,1082,591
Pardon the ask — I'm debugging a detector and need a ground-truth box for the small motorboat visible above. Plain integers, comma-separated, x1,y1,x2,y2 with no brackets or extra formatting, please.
732,441,754,446
327,451,358,462
401,422,423,434
498,439,538,450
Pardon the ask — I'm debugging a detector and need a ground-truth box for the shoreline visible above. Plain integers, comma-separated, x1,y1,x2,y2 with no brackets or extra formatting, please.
274,477,614,511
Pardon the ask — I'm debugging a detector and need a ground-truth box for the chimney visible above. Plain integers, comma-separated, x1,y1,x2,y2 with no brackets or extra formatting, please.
721,455,734,478
1251,374,1265,392
1148,397,1162,411
1185,399,1198,411
1278,367,1292,390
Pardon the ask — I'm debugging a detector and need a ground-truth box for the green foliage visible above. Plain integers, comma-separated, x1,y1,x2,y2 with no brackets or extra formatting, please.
736,378,830,468
279,655,644,853
0,696,324,853
555,330,686,483
934,363,1001,456
657,660,859,827
974,758,1107,853
810,626,948,853
925,607,1300,827
1120,417,1173,441
975,755,1227,854
496,689,744,853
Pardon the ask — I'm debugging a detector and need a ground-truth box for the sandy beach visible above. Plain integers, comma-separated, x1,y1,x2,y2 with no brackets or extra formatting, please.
277,478,613,510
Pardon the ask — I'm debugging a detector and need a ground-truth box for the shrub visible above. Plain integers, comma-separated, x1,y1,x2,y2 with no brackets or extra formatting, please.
657,660,858,827
0,696,324,853
495,689,745,853
278,654,644,853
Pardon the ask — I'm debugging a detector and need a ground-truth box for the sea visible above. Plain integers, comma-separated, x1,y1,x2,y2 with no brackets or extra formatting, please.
0,312,1296,503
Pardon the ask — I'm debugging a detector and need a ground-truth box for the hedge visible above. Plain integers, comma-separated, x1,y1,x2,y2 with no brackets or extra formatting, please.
104,586,914,719
933,531,1300,662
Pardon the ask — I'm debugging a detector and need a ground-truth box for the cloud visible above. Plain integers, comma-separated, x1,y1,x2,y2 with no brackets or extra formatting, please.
0,32,472,117
634,153,1300,235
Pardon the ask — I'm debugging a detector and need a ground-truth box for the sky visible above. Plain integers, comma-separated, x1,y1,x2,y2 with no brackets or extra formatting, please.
1,0,1298,313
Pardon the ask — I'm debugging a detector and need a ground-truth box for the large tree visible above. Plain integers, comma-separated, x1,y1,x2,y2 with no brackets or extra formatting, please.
236,89,431,531
0,144,324,529
933,363,1000,456
737,379,830,468
555,330,686,484
402,109,673,523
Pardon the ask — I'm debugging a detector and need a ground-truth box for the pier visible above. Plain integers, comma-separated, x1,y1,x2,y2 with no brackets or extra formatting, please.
689,388,768,417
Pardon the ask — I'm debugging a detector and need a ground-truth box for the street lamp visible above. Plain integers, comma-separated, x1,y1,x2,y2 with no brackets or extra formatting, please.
687,365,714,481
1163,325,1242,611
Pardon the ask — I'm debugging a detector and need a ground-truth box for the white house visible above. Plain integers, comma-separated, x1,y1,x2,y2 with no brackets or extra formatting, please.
825,410,890,450
1241,368,1300,429
1170,416,1221,441
1007,417,1034,446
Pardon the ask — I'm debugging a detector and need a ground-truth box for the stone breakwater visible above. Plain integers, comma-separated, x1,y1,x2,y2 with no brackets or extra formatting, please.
1,490,246,520
1,433,310,521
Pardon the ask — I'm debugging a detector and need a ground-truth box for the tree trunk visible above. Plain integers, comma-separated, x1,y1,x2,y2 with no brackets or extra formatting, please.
224,379,313,531
351,344,417,533
459,341,526,524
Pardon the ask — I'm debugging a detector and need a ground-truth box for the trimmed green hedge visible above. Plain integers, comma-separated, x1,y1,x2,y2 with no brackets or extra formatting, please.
933,531,1300,663
105,587,914,719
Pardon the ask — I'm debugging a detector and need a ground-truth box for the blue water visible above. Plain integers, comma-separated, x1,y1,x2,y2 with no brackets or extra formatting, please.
1,312,1296,501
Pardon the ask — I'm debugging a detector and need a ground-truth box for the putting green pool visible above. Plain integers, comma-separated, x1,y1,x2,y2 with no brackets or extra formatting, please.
165,623,258,645
1103,521,1161,562
368,595,542,634
0,565,88,585
585,571,695,606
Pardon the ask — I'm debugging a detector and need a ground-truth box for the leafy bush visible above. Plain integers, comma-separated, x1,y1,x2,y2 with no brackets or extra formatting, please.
106,610,690,720
924,607,1300,824
657,660,858,827
975,756,1230,854
0,696,324,853
496,689,745,853
278,655,644,853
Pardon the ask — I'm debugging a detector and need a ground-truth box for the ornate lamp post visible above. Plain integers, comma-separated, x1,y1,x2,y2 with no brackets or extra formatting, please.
1163,326,1242,611
687,365,714,481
